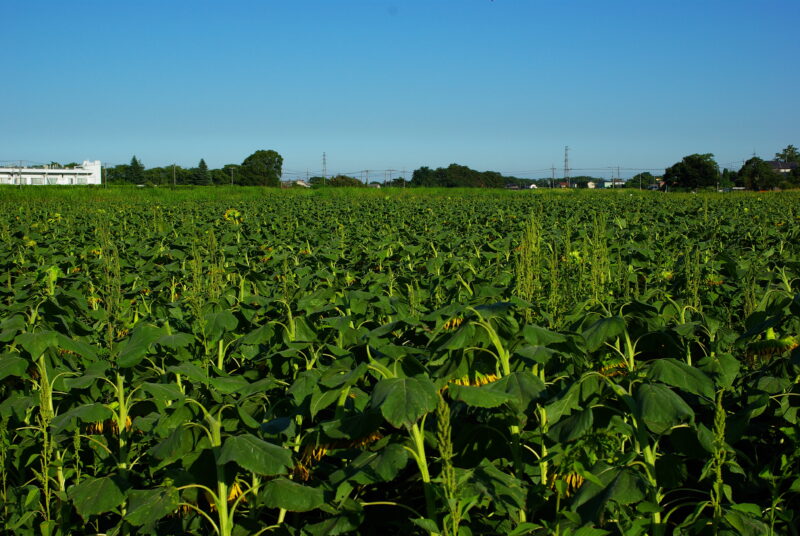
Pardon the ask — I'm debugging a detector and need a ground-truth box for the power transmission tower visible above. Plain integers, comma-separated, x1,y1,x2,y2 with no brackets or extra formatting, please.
322,152,327,183
387,169,395,185
551,165,556,189
564,146,570,188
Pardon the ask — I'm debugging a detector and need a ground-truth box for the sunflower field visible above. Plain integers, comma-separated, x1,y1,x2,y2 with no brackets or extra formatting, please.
1,187,799,535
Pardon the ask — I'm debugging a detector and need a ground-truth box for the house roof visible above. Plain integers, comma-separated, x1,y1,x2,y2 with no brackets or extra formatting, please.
768,160,799,172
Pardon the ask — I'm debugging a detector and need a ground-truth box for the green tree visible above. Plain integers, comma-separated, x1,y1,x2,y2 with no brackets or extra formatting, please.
663,153,719,189
631,172,655,189
739,157,780,190
240,150,282,186
128,156,144,184
775,145,799,163
328,175,364,187
194,159,211,186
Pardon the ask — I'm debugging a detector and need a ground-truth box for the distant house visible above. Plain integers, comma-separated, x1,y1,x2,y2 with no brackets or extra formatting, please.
768,161,798,174
0,160,102,185
586,181,596,189
280,180,311,188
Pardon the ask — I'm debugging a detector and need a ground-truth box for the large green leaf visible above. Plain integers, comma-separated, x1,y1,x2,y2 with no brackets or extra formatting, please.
647,358,714,400
523,324,568,346
68,476,125,519
571,463,646,521
202,311,238,343
547,408,593,443
125,487,179,526
310,387,343,417
0,355,28,381
370,377,438,428
582,316,625,352
16,331,58,359
155,332,194,349
487,371,546,414
545,381,582,424
636,383,694,435
142,382,185,404
261,478,325,512
52,403,113,432
217,434,292,476
448,383,513,408
117,324,163,368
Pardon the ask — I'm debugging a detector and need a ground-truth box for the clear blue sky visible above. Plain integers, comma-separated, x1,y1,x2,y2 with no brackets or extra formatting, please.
2,0,798,179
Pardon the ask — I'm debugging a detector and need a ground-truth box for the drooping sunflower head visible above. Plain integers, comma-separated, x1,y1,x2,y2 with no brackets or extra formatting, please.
223,208,243,224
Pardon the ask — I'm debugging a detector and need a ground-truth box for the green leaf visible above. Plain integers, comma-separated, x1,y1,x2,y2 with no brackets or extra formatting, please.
261,478,325,512
636,383,694,435
155,332,194,349
547,408,593,443
68,476,125,519
209,375,250,394
488,371,546,414
438,323,475,351
117,324,163,368
572,463,646,519
410,518,440,533
370,377,438,428
448,383,514,408
16,331,58,359
310,387,343,418
545,382,582,424
0,355,28,381
468,458,526,512
142,382,185,404
217,434,292,476
125,487,179,526
582,316,625,352
52,403,112,433
149,426,194,465
56,334,98,361
647,358,715,399
522,324,567,346
724,509,769,535
202,311,238,343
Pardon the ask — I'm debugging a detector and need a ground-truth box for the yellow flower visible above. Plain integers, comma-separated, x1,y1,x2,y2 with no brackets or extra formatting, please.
223,208,242,224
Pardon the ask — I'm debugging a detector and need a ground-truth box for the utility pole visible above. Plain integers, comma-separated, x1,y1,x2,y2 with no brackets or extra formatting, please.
230,167,234,186
564,146,570,188
551,165,556,189
322,152,327,184
172,164,176,186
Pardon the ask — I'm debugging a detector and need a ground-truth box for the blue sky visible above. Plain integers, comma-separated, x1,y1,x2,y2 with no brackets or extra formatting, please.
2,1,798,180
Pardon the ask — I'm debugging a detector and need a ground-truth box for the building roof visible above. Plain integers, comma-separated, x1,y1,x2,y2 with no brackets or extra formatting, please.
768,160,799,172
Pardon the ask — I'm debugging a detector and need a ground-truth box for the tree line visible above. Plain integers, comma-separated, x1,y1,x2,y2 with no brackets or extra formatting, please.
106,150,283,186
103,145,800,191
664,145,800,190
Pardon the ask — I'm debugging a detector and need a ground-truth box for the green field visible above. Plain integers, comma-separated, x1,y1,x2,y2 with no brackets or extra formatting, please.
1,187,799,535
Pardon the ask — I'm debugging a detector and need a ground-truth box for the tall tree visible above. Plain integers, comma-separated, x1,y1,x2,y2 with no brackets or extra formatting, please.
663,154,719,189
194,158,211,185
739,157,780,190
775,145,799,163
128,155,144,184
240,150,282,186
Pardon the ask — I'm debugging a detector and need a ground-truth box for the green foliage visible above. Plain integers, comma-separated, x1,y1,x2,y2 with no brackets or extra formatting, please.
664,153,720,189
239,149,283,186
739,157,780,191
0,187,799,534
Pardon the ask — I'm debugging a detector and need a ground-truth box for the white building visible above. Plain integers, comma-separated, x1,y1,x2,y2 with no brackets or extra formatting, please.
0,160,102,185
